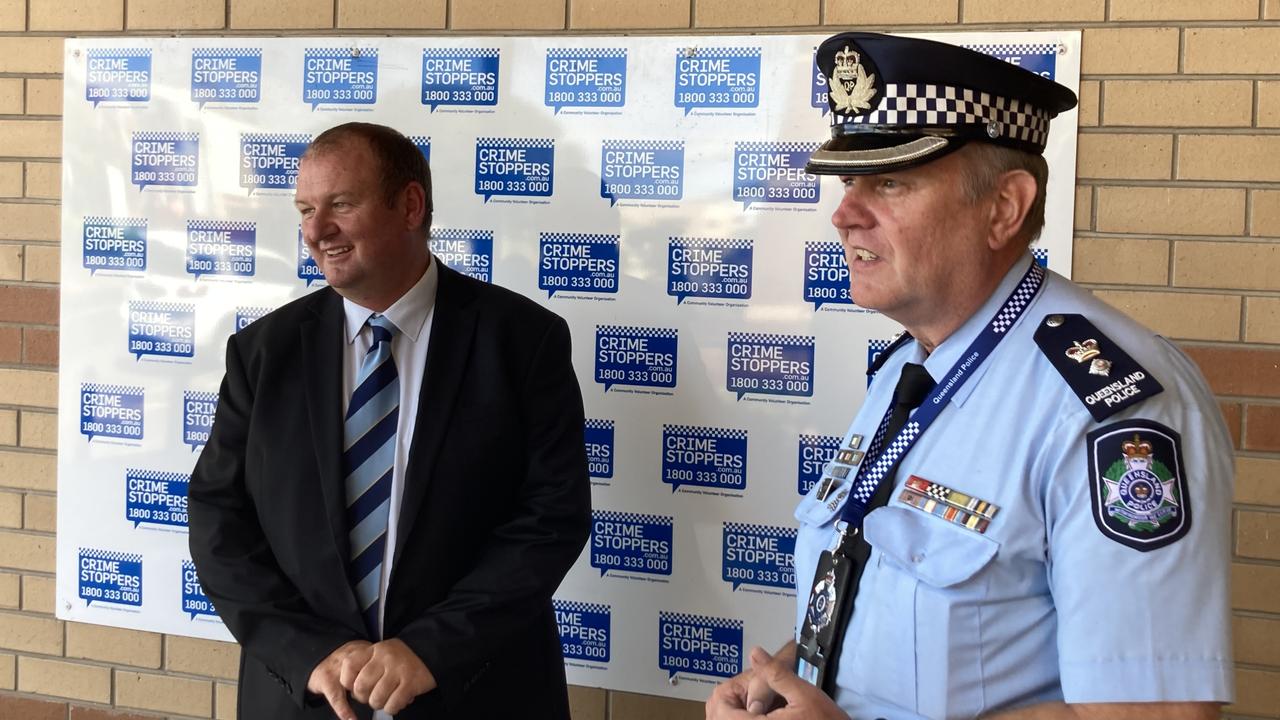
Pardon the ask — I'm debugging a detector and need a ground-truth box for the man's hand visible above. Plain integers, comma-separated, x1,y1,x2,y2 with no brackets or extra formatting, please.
343,638,436,715
308,640,373,720
707,643,795,718
744,648,849,720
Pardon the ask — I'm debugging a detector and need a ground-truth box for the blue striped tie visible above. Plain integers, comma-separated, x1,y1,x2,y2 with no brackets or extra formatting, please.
343,314,399,637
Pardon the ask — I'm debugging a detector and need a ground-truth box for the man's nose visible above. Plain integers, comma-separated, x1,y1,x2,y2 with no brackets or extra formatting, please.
831,187,874,230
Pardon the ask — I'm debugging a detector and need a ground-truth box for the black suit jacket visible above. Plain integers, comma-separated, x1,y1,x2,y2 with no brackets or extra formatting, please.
189,265,591,719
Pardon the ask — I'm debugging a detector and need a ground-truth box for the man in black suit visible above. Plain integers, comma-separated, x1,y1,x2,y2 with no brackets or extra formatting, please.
189,122,591,719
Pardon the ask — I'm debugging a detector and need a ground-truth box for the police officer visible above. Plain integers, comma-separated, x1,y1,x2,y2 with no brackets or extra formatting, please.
707,32,1233,720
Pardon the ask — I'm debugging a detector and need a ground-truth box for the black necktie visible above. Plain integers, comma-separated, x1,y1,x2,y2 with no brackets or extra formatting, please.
821,362,935,694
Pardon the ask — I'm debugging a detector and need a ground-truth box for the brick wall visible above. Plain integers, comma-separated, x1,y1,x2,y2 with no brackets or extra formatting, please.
0,1,1276,718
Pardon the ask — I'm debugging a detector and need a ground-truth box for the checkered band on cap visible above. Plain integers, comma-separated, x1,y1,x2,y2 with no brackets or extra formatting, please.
126,469,190,484
659,612,744,630
549,48,626,59
553,599,611,614
724,522,797,539
432,228,492,241
834,83,1051,148
82,383,144,396
85,216,147,227
597,325,677,339
593,510,673,527
670,237,752,251
663,425,747,440
728,332,815,347
541,233,620,244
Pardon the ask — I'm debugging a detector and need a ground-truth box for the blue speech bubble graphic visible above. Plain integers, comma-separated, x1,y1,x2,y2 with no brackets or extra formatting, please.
539,233,619,298
545,47,626,114
474,137,554,202
590,510,673,578
82,216,147,276
131,131,198,191
600,139,683,206
78,548,142,608
302,47,377,110
803,240,852,310
594,325,677,392
667,237,752,304
124,469,189,529
421,48,499,111
797,434,841,495
239,133,309,194
191,47,261,109
296,226,325,286
127,301,195,361
674,47,760,116
722,523,797,591
86,48,151,106
80,383,144,443
584,419,615,479
186,220,256,280
182,390,218,451
554,600,611,663
966,42,1058,80
431,229,493,283
726,332,814,400
181,560,219,620
732,141,820,210
661,425,747,493
658,612,742,679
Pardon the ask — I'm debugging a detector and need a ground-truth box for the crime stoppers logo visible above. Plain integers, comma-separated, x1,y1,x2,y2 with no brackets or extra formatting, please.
733,141,820,210
431,229,493,283
584,419,615,480
600,140,683,205
83,217,146,275
240,133,309,193
475,137,554,201
668,237,752,305
80,383,143,443
804,240,854,310
187,220,255,280
191,48,261,108
303,47,377,109
181,560,218,621
722,523,797,592
235,306,271,332
546,48,626,113
595,325,677,392
662,425,747,493
591,510,672,578
554,600,610,665
539,233,619,298
674,47,760,115
86,48,151,105
811,49,828,115
182,390,218,451
79,549,142,609
422,48,499,111
726,332,814,400
297,226,325,286
658,612,742,681
131,132,198,191
967,42,1058,80
797,434,841,495
124,469,188,530
128,301,195,361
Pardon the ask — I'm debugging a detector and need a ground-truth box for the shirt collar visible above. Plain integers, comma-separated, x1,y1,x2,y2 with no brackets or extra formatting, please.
342,258,439,344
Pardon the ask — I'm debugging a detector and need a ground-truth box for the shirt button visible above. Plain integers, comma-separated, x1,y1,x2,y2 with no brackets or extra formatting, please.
911,552,925,564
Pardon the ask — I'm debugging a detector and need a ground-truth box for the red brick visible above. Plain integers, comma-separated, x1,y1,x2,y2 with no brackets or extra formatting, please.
22,327,56,366
1244,404,1280,452
1220,402,1242,449
1183,346,1280,399
0,694,67,720
70,705,156,720
0,326,18,363
0,286,57,324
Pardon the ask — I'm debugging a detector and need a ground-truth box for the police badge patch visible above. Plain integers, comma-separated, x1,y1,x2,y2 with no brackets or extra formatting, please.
1086,419,1190,552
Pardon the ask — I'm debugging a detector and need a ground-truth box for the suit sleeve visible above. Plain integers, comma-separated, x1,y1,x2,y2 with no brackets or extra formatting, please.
188,333,362,708
395,315,592,705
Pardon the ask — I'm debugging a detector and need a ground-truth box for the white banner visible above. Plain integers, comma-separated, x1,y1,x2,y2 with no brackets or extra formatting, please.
56,32,1079,701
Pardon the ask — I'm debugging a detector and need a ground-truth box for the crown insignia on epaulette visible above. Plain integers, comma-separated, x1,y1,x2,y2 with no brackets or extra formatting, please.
829,45,876,114
1065,339,1101,363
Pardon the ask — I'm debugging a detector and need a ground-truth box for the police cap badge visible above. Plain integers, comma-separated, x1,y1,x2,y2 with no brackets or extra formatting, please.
807,32,1078,175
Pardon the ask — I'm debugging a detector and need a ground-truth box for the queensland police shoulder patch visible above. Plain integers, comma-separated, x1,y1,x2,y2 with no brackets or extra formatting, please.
1034,313,1163,422
1086,419,1190,552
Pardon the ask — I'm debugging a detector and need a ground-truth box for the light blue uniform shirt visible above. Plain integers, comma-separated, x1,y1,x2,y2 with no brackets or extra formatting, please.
793,255,1234,719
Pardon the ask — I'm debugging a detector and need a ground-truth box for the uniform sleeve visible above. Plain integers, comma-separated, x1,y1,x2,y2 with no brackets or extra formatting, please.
1040,352,1235,704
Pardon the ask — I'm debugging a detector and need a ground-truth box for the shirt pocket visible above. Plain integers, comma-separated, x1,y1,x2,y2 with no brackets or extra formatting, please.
854,505,999,719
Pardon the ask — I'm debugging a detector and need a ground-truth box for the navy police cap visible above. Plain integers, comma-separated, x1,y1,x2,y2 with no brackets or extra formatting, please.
807,32,1077,175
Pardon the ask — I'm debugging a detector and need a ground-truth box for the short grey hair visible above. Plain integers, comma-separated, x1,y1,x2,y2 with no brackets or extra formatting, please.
958,143,1049,245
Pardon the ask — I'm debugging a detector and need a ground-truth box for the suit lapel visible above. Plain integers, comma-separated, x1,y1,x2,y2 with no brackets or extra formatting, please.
300,289,362,619
392,264,477,569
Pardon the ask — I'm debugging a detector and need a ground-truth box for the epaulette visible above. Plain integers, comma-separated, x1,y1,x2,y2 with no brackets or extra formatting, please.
1032,313,1163,422
866,331,912,378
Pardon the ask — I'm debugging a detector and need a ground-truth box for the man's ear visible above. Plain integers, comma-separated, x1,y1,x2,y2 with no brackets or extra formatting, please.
402,181,428,233
988,169,1037,251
